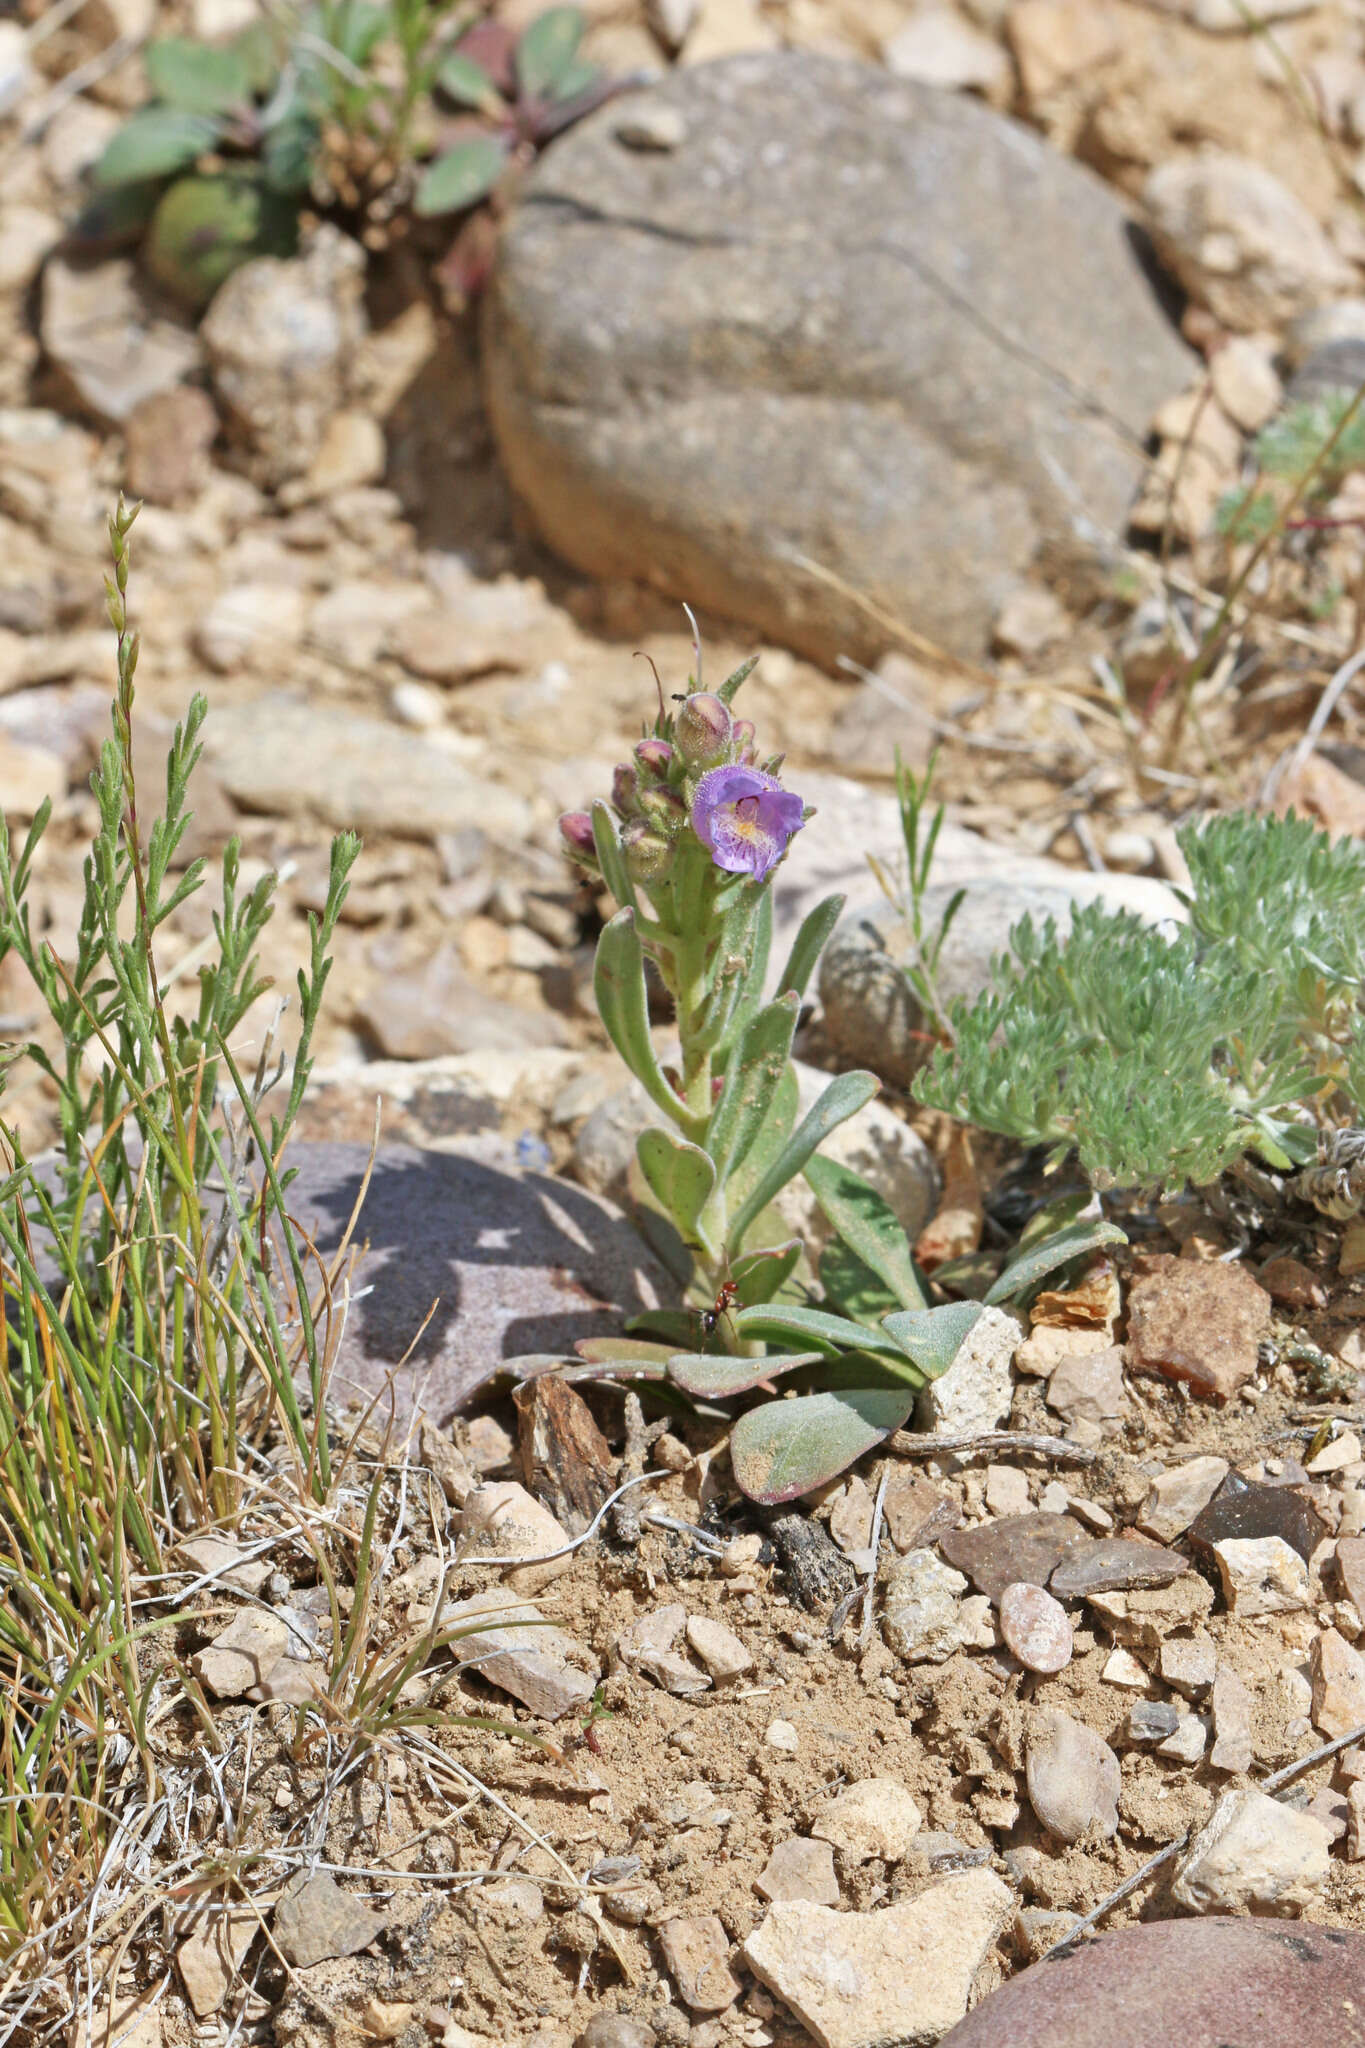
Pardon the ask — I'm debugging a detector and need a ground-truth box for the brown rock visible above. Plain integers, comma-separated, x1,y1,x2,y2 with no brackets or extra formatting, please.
1257,1253,1328,1309
1025,1708,1120,1844
1125,1255,1271,1399
755,1837,840,1906
1049,1537,1188,1598
1044,1345,1126,1431
176,1903,259,2017
882,1469,961,1551
190,1610,288,1699
1210,1664,1254,1773
941,1512,1084,1603
657,1914,741,2012
1337,1534,1365,1613
123,386,218,505
1188,1471,1328,1568
1310,1627,1365,1739
272,1870,386,1968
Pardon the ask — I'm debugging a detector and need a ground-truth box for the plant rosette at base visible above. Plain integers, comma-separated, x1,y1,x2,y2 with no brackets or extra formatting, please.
560,643,1125,1504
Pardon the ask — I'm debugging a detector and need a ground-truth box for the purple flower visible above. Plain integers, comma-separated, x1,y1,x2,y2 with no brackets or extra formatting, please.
691,765,806,881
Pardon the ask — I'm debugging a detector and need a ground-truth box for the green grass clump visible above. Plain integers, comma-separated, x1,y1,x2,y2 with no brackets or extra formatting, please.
0,499,362,1969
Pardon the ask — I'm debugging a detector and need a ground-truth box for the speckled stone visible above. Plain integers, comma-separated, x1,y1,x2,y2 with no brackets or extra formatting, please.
999,1582,1072,1674
939,1917,1365,2047
941,1512,1084,1603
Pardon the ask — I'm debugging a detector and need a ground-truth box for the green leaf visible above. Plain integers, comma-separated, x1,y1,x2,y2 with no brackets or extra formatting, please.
730,1386,914,1504
413,134,509,217
729,1237,803,1305
234,19,284,96
92,109,220,188
636,1128,716,1250
145,37,249,115
574,1335,674,1365
591,799,637,914
819,1238,899,1324
438,50,501,109
880,1301,983,1379
516,5,585,99
776,893,844,1002
726,1069,879,1251
546,55,600,100
260,100,319,194
328,0,389,67
709,886,772,1058
804,1155,925,1312
733,1301,920,1367
718,655,758,705
667,1352,823,1398
985,1217,1126,1306
593,909,692,1129
705,994,799,1188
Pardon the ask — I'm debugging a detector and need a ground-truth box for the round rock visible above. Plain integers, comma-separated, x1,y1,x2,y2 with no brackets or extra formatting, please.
940,1916,1365,2048
486,52,1191,662
999,1581,1072,1675
1025,1709,1120,1845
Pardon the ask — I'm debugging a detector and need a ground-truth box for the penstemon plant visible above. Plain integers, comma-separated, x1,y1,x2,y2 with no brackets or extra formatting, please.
560,645,1123,1504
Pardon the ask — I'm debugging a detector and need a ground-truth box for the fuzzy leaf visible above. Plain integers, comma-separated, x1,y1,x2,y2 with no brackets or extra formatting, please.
591,799,637,913
145,37,249,114
516,5,584,98
819,1238,899,1324
705,993,799,1188
776,892,844,1002
438,50,501,109
413,134,509,216
667,1351,823,1398
718,655,758,705
729,1237,803,1305
726,1069,879,1250
593,909,690,1128
804,1155,925,1312
985,1217,1126,1306
880,1300,983,1379
636,1128,716,1249
733,1301,920,1369
730,1386,914,1504
575,1335,674,1365
92,109,220,188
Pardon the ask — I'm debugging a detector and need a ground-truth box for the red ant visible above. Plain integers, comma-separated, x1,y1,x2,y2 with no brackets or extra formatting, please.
699,1279,739,1349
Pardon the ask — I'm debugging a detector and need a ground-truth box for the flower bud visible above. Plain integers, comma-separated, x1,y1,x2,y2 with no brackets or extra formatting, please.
559,810,596,857
675,691,733,769
634,736,674,779
731,718,757,764
612,763,640,816
621,817,674,882
637,784,686,829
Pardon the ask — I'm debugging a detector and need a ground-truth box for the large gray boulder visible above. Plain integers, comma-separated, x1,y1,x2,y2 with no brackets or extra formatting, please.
484,52,1192,663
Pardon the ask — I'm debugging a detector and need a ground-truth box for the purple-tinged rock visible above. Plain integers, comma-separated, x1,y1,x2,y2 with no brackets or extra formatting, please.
939,1917,1365,2048
1188,1470,1327,1569
941,1512,1084,1603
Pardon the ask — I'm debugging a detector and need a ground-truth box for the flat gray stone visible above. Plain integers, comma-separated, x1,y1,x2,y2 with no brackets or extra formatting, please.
281,1141,670,1423
940,1917,1365,2047
202,693,530,843
486,52,1190,663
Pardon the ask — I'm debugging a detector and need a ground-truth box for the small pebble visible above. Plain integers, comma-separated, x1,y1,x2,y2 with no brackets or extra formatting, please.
1127,1700,1180,1744
1103,1647,1149,1688
1158,1711,1209,1763
765,1719,799,1753
999,1581,1073,1674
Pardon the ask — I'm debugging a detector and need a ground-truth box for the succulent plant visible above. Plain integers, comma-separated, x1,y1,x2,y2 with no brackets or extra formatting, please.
80,5,621,313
